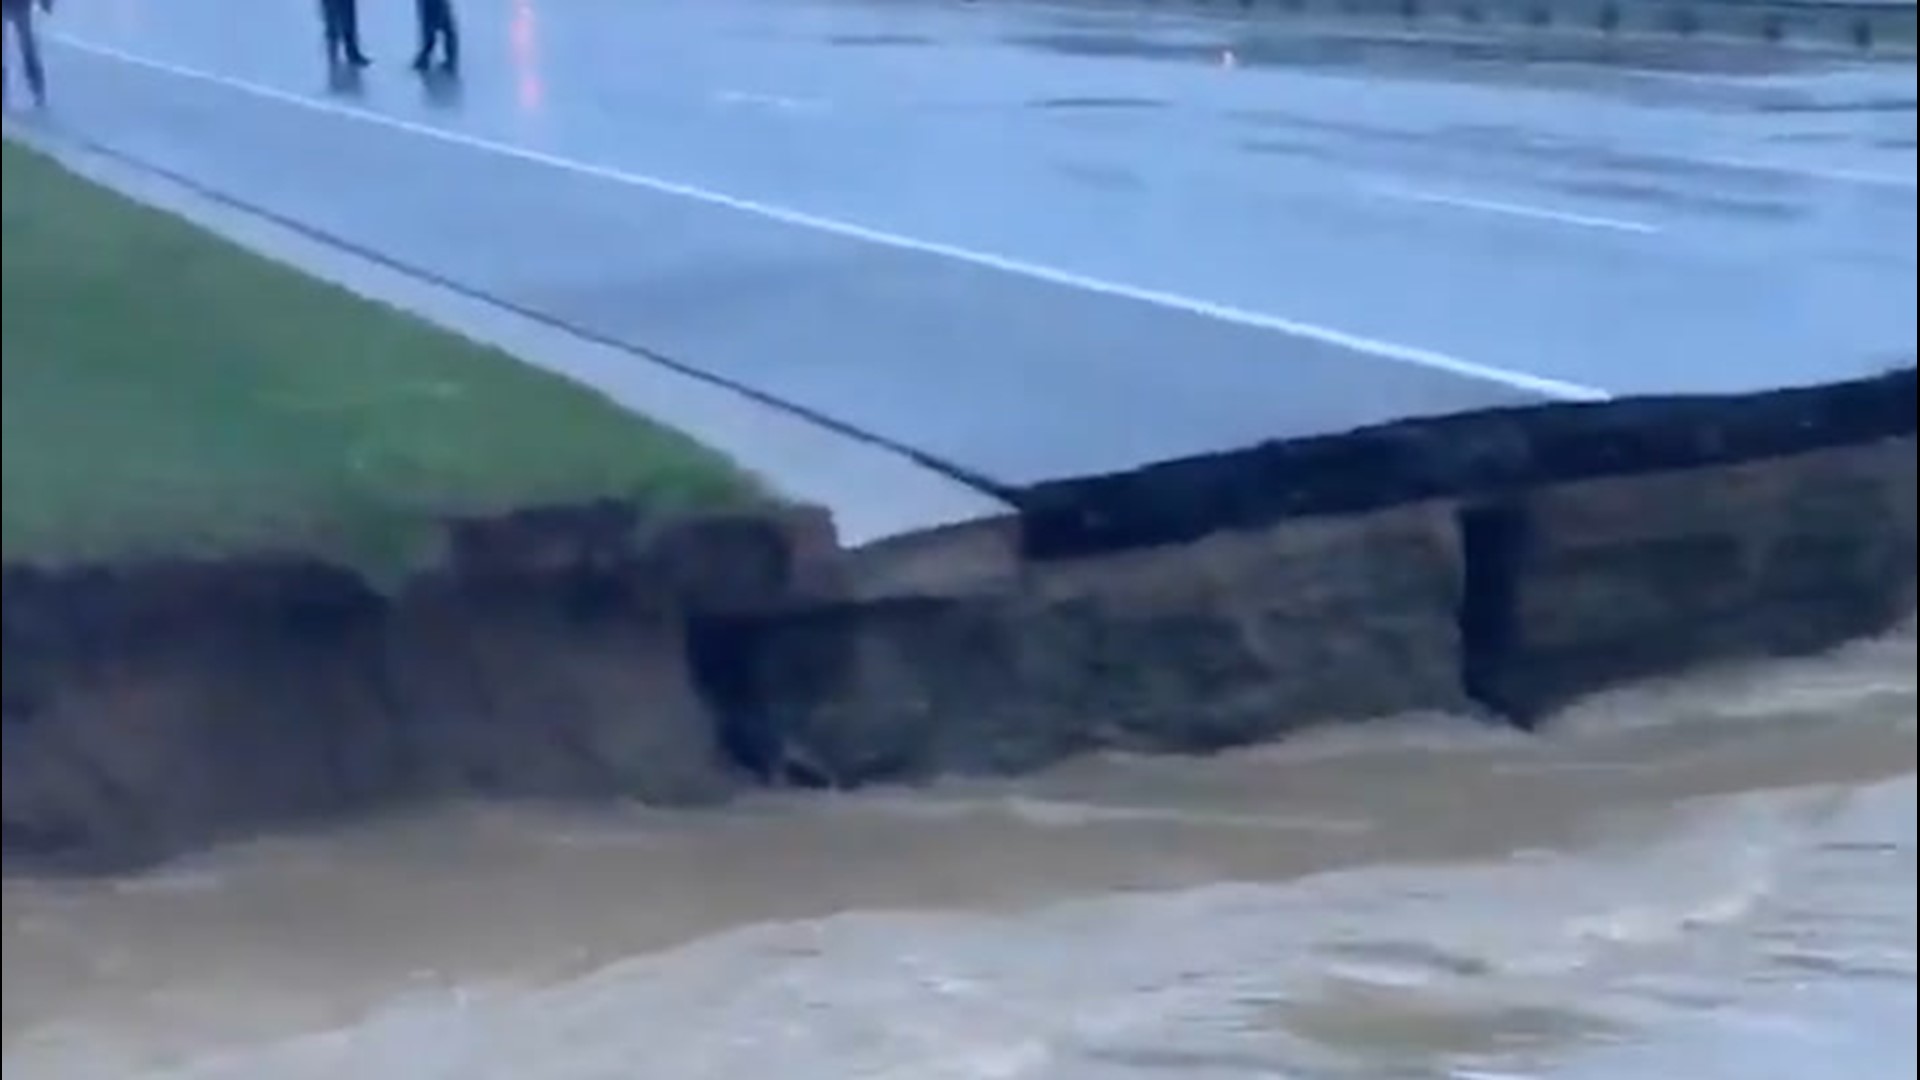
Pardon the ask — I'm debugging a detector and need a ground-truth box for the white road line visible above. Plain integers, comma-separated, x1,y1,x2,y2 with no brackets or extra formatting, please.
1371,184,1662,235
1691,152,1917,191
51,35,1612,402
714,90,827,112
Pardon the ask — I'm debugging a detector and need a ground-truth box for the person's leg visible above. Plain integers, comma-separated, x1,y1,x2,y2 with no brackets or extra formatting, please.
319,0,344,64
414,0,457,71
339,0,369,65
411,0,433,69
438,0,459,71
5,5,47,106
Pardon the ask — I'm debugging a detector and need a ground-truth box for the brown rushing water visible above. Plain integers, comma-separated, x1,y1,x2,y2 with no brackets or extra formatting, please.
5,624,1914,1080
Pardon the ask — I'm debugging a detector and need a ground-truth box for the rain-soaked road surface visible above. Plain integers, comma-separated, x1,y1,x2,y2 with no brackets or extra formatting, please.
31,0,1919,484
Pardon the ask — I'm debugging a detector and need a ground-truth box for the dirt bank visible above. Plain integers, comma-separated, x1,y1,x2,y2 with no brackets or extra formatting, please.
2,504,838,873
5,371,1914,873
703,368,1916,783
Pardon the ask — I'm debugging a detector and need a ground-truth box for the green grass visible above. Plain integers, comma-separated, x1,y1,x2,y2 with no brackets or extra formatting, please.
1,140,763,574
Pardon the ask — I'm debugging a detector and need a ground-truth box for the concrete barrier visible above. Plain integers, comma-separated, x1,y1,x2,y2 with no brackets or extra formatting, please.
995,0,1918,51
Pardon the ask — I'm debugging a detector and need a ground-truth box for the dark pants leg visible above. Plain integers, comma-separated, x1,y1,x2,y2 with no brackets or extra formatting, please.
342,0,368,63
414,0,459,70
322,0,367,64
440,2,460,70
3,3,46,104
319,0,343,63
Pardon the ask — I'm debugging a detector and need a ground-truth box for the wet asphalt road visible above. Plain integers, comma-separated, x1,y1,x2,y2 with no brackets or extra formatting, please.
28,0,1918,484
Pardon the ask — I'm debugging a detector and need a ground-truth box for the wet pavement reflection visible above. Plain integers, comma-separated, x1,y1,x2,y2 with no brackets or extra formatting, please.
26,0,1918,485
509,0,542,119
418,66,464,111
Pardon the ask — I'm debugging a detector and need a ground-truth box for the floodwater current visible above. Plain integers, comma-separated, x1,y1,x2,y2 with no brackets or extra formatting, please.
5,624,1915,1079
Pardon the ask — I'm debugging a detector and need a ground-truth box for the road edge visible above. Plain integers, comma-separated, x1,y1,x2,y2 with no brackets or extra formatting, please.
1,122,1010,549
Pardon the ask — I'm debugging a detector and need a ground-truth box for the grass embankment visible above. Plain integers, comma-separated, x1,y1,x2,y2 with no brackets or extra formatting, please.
1,140,761,574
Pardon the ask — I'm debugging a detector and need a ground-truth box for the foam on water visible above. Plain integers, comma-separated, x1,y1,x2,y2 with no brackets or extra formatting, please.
1547,619,1917,742
10,773,1908,1080
814,790,1377,835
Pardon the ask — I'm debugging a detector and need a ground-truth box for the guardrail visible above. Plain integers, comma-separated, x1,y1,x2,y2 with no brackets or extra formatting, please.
1015,0,1919,52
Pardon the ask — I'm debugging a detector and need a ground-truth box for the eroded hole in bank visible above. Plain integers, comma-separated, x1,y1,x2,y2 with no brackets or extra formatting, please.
1457,500,1532,726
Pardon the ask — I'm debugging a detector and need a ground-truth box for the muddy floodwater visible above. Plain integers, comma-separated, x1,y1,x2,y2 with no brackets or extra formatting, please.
5,624,1915,1079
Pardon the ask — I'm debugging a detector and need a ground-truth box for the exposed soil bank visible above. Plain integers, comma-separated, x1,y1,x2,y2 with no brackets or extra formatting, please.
5,370,1914,872
2,506,840,873
703,368,1915,782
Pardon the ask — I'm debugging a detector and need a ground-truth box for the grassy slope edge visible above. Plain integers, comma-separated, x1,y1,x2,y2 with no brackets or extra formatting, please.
2,140,762,574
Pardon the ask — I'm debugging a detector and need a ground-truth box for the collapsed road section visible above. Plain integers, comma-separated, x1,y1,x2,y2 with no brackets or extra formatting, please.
8,367,1912,872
